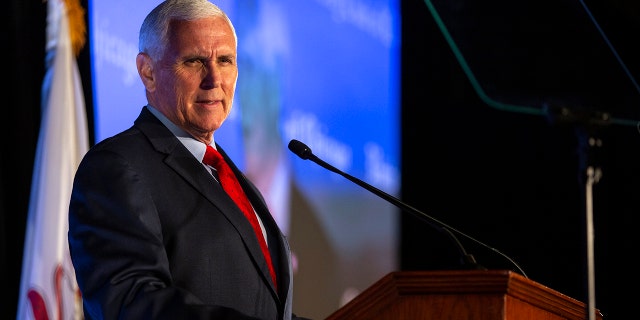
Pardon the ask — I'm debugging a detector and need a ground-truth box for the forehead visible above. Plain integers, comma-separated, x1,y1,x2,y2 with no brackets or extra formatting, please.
168,17,236,48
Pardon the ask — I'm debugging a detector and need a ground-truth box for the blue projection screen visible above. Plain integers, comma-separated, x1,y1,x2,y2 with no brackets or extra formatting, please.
89,0,400,318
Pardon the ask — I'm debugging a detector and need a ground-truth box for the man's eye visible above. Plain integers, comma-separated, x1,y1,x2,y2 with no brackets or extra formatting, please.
185,59,205,66
219,56,235,65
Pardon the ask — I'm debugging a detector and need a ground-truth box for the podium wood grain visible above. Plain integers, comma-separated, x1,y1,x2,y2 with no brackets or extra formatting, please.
325,270,602,320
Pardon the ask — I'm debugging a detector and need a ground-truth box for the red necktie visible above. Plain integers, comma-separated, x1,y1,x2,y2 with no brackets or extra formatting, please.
203,145,277,288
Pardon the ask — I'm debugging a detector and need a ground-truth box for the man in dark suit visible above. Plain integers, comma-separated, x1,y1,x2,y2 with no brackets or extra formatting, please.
67,1,309,319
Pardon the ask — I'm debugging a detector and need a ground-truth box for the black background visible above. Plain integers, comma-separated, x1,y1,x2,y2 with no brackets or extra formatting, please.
3,0,640,319
401,1,640,319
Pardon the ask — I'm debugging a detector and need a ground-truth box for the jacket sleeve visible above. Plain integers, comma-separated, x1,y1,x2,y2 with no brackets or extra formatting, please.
68,147,261,320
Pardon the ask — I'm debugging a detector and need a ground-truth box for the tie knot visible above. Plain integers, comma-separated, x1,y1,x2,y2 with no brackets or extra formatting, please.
203,145,223,168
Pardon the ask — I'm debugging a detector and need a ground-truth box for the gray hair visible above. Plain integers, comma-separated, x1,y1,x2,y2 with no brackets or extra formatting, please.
139,0,237,59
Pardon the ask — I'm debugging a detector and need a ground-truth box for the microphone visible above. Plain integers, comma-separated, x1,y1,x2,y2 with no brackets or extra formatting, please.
288,139,527,277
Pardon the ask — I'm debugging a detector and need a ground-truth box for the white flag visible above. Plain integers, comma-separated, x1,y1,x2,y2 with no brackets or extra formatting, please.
17,0,89,319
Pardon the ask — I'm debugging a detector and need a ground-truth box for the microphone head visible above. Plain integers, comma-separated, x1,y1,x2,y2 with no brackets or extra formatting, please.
288,139,313,160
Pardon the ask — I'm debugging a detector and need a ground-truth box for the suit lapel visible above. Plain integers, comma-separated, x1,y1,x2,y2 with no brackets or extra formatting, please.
133,107,280,294
216,145,288,296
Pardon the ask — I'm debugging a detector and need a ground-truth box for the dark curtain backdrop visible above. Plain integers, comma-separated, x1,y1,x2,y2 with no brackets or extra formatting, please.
3,0,639,319
2,1,93,318
401,1,640,320
2,1,46,318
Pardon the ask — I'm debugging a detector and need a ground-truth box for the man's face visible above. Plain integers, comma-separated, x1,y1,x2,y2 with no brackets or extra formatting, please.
145,16,238,143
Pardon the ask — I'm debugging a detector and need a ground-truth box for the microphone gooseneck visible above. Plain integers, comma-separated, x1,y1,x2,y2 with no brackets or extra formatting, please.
287,139,527,277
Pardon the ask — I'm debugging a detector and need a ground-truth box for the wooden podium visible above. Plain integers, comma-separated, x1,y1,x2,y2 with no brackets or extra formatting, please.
325,270,602,320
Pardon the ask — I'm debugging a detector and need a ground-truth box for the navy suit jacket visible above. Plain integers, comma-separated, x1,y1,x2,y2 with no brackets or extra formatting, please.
68,106,298,319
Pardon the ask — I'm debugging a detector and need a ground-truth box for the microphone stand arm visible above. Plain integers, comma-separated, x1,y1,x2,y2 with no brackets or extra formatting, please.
306,153,527,276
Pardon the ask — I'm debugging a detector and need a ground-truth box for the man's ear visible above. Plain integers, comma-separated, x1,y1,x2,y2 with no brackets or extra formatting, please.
136,52,156,92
